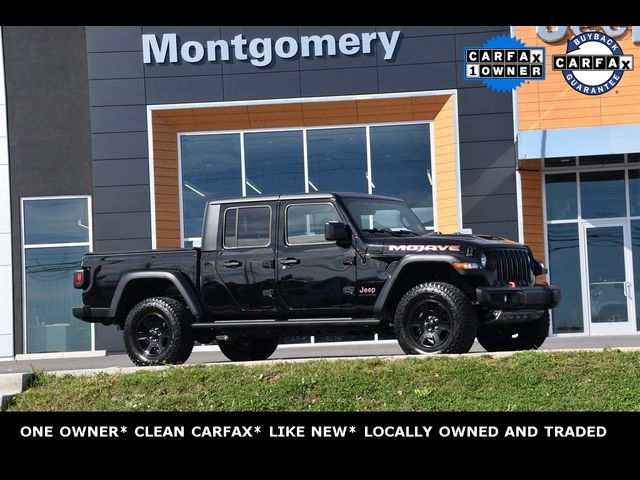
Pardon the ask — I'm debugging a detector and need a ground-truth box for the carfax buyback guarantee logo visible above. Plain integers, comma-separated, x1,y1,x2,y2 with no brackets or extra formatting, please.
552,32,634,95
464,35,546,92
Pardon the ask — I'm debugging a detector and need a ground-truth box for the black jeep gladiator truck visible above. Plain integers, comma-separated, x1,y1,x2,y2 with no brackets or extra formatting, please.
72,193,560,365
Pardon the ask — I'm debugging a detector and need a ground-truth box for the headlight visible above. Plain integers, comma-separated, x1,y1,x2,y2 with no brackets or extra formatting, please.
480,253,487,268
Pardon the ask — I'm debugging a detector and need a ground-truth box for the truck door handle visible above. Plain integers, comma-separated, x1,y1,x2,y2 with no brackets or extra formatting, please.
223,260,242,268
280,258,300,266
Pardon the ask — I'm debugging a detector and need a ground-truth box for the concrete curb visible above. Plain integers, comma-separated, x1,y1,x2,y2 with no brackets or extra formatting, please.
42,345,640,378
0,373,32,412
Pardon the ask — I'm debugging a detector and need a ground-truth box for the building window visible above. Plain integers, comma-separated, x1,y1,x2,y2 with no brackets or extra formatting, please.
22,197,92,353
179,122,433,247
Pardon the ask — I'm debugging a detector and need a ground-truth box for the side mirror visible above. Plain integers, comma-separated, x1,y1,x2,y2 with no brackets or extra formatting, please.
325,221,350,241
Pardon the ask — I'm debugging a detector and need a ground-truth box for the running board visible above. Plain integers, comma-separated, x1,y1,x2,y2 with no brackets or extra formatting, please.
192,318,380,329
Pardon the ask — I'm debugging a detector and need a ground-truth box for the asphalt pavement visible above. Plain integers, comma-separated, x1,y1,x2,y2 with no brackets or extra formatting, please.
2,335,640,375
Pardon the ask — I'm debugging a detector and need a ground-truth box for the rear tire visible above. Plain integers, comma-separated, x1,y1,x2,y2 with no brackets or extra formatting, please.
394,282,477,355
123,297,194,366
476,311,550,352
218,337,279,362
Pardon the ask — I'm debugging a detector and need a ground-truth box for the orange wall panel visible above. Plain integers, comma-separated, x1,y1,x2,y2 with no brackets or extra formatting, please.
516,26,640,131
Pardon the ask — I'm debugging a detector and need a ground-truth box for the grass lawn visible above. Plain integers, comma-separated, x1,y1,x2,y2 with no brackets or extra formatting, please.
7,350,640,411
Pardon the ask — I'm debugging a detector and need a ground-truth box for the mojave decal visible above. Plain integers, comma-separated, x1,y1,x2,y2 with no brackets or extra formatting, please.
388,244,461,253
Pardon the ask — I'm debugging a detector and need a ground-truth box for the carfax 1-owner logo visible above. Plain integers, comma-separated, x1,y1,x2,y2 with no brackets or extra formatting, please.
464,34,546,92
552,32,634,95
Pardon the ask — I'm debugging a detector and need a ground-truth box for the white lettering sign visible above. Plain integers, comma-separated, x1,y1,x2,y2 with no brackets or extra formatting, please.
142,30,402,67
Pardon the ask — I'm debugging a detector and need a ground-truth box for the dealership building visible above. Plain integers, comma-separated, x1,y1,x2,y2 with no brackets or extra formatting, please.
0,25,639,359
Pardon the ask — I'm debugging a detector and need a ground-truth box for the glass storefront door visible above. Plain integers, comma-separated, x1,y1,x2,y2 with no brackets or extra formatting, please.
582,221,636,335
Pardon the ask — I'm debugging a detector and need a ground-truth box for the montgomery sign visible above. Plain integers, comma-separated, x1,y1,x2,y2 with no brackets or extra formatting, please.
142,31,402,67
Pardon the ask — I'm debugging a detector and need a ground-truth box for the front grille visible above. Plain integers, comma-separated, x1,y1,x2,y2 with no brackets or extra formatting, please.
490,249,531,285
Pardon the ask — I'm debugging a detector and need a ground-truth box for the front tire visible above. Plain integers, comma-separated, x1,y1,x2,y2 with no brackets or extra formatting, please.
123,297,194,366
218,337,279,362
394,282,477,355
476,311,550,352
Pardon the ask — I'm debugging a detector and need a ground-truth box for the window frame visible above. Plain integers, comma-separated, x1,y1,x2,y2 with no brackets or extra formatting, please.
285,202,341,247
222,205,272,250
20,195,94,354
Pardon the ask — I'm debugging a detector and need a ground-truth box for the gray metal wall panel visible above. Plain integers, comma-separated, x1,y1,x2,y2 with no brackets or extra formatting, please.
300,51,377,71
225,71,302,100
454,32,508,61
377,35,455,65
92,159,150,187
222,26,301,38
376,26,454,37
300,68,377,97
87,51,144,80
457,88,513,115
378,62,457,92
463,221,518,240
459,141,516,170
86,26,142,53
145,75,224,104
4,27,93,354
93,185,151,214
298,26,376,36
94,238,152,252
458,113,514,143
460,167,516,196
89,78,146,106
92,132,149,159
94,212,151,240
454,26,510,34
462,194,517,223
90,105,147,133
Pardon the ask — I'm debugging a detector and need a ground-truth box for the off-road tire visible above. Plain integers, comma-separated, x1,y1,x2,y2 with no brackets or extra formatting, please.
476,310,550,352
124,297,194,366
218,337,279,362
394,282,477,354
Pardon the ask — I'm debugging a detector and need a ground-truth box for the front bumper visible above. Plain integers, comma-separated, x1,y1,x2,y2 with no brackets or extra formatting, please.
476,284,560,310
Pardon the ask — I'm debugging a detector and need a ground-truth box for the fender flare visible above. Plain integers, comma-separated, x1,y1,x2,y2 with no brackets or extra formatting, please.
109,270,204,320
373,255,460,315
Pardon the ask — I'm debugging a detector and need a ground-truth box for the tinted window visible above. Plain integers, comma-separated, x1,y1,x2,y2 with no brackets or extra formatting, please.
370,124,433,226
630,170,640,216
548,224,584,333
181,134,242,239
307,127,368,193
580,170,626,219
579,154,625,166
23,198,90,245
545,173,577,220
224,207,271,248
25,246,91,353
244,131,304,195
287,204,340,245
632,221,640,330
544,157,576,168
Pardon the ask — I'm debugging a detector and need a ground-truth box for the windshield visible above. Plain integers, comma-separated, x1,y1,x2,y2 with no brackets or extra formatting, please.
341,197,428,236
